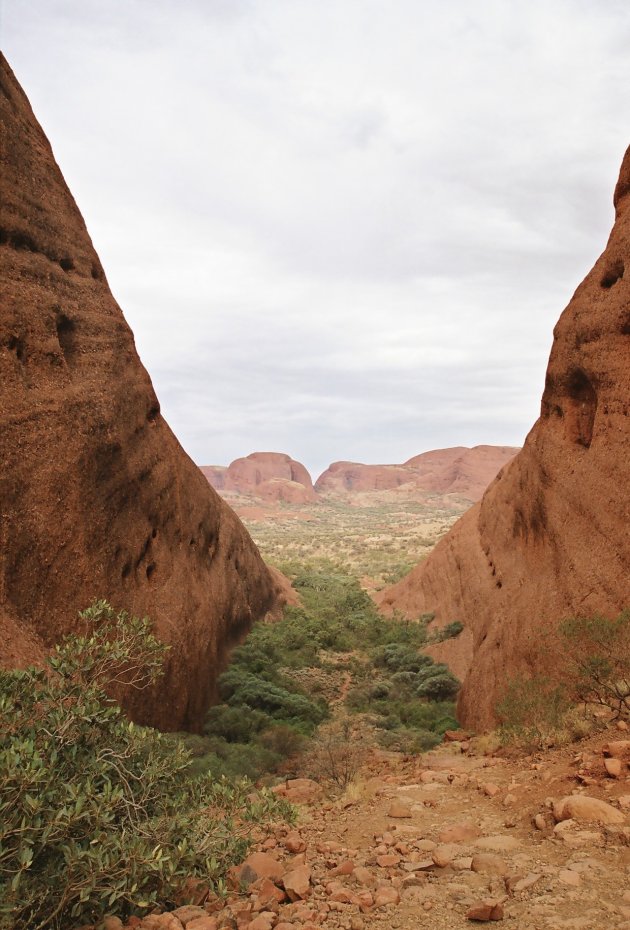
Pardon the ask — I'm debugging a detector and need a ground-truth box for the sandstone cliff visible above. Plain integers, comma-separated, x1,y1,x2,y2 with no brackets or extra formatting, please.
0,54,281,732
377,147,630,730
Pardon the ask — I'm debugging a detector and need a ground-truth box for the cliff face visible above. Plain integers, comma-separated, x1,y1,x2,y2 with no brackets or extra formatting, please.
0,54,279,732
377,148,630,730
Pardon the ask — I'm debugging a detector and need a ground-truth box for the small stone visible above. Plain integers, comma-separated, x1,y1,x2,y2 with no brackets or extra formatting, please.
438,822,481,844
376,853,401,868
466,900,504,921
283,831,307,853
604,757,623,778
172,907,208,927
330,859,355,876
103,919,124,930
187,919,218,930
353,866,376,886
246,918,273,930
387,800,412,818
483,783,501,797
534,814,547,830
452,857,474,871
283,864,312,901
470,853,509,876
432,844,461,868
373,885,400,907
553,795,626,824
603,740,630,758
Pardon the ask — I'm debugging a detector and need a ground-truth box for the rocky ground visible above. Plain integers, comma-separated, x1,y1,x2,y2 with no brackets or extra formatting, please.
99,727,630,930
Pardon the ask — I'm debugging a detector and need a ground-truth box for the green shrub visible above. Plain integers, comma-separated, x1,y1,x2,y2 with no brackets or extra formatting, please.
559,611,630,718
496,675,570,750
416,671,460,701
0,601,289,930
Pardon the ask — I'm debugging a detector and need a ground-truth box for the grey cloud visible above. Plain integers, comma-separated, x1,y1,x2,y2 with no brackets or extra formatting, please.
3,0,629,477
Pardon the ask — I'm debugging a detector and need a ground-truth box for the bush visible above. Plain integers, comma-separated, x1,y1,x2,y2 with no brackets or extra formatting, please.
416,671,460,701
0,601,289,930
559,611,630,719
305,720,365,789
496,675,570,750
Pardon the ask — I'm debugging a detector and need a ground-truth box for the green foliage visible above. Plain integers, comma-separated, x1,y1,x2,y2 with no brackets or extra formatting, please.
496,675,570,750
0,601,289,930
559,611,630,718
431,620,464,642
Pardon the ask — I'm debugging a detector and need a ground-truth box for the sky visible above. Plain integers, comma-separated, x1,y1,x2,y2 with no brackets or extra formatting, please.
3,0,629,480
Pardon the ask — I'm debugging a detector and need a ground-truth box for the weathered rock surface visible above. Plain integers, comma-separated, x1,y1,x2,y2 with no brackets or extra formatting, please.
203,452,317,503
377,147,630,730
0,53,279,731
315,446,519,501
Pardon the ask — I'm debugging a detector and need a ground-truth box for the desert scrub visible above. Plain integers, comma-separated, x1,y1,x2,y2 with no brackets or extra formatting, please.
495,675,571,750
559,610,630,718
0,601,290,930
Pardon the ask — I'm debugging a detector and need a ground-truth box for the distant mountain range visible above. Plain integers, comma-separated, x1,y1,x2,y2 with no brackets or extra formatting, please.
200,445,520,505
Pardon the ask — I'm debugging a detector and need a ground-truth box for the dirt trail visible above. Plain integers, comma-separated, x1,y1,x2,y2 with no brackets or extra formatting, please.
273,734,630,930
136,728,630,930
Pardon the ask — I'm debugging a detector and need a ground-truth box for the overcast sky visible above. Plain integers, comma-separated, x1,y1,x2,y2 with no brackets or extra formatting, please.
3,1,629,479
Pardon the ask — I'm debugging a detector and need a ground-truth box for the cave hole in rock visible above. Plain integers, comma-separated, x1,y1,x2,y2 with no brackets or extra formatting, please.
121,560,132,579
620,313,630,336
55,313,78,365
146,562,156,580
147,402,160,423
7,334,25,362
565,368,598,448
59,257,74,272
600,259,624,289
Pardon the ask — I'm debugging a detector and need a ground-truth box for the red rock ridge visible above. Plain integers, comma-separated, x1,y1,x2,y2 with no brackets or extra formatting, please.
0,54,280,732
203,452,317,504
377,147,630,730
315,446,519,501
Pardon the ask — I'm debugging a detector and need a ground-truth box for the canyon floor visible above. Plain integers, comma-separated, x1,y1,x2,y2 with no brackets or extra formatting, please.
134,720,630,930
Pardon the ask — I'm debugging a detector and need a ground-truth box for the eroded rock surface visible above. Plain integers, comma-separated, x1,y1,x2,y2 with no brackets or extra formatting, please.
377,147,630,730
0,53,279,731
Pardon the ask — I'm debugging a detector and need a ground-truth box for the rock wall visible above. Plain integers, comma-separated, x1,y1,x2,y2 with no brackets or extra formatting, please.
377,148,630,730
0,53,280,732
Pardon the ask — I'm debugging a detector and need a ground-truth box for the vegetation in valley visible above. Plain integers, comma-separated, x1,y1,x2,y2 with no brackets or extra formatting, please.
239,497,466,589
187,566,460,779
0,602,291,930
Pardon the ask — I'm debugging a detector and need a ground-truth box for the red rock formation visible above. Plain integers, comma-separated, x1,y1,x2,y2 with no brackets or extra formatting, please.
199,464,227,490
204,452,317,503
315,461,415,494
315,446,518,501
0,54,280,732
377,147,630,730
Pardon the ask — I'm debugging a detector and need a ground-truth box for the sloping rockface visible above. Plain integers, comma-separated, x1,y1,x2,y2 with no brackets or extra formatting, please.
204,452,317,503
0,54,282,732
315,446,519,501
377,148,630,731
